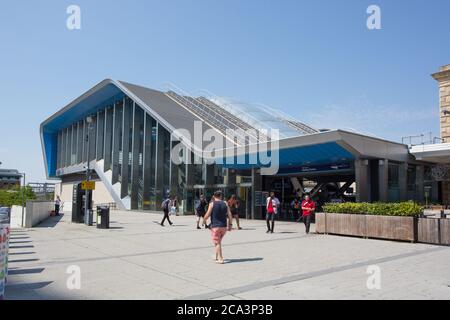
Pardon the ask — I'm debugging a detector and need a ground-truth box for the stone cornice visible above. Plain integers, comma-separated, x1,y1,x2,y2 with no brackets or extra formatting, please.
432,67,450,82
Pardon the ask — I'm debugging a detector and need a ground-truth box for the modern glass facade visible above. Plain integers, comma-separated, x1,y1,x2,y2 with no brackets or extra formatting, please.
53,93,233,213
42,79,441,217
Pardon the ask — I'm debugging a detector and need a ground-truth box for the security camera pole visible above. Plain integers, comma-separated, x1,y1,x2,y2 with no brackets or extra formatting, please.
85,116,94,226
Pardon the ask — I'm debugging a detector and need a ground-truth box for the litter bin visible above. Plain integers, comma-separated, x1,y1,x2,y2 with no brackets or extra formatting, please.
96,206,110,229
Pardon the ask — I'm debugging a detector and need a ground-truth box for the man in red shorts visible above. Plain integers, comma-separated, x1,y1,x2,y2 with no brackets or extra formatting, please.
204,191,233,264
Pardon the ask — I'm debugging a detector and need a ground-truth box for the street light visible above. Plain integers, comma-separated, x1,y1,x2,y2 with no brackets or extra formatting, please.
20,172,26,227
84,116,95,226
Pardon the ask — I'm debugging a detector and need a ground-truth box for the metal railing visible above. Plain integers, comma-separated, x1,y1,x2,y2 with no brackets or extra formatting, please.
402,132,444,147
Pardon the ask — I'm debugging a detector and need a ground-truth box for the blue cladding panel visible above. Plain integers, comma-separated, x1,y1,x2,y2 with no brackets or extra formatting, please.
41,83,124,177
44,84,123,132
220,142,355,172
43,131,58,177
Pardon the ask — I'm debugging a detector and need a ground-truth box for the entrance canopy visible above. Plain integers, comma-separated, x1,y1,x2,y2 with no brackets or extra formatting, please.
216,129,410,175
411,143,450,163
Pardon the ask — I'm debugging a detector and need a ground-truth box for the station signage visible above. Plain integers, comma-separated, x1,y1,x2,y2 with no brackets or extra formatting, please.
81,181,96,191
277,163,352,175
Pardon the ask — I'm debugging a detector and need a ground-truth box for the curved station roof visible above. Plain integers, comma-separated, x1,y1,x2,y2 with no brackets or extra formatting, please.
41,79,412,179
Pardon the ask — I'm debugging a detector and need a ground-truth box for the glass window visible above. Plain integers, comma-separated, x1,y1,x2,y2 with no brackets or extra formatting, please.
88,115,97,163
388,163,400,189
104,107,114,170
112,99,123,184
72,124,78,165
131,105,144,210
96,110,105,160
156,123,171,206
143,114,157,210
407,165,416,192
77,121,83,164
66,127,72,166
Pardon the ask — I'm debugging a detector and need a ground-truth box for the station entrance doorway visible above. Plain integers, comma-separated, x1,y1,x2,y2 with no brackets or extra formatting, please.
261,169,356,221
191,185,252,219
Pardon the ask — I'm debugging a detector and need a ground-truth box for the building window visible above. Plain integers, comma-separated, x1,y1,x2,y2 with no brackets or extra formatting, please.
388,163,400,189
407,165,416,192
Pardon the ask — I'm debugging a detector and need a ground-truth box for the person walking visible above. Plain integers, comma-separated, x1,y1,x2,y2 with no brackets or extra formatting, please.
227,194,242,230
171,196,179,216
160,196,174,226
195,195,208,229
266,192,280,233
203,190,233,264
301,194,316,234
55,196,62,216
291,197,301,222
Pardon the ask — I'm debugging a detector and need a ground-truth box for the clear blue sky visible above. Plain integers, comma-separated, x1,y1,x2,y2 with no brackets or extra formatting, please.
0,0,448,182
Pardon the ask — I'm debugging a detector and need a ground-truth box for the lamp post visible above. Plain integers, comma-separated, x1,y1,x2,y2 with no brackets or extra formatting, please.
85,116,94,226
21,172,26,227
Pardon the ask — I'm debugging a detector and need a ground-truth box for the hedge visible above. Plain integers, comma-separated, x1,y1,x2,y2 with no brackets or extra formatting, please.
0,186,36,207
322,201,423,217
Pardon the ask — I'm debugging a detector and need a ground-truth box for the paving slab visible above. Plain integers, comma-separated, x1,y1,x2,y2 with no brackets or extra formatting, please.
4,211,450,300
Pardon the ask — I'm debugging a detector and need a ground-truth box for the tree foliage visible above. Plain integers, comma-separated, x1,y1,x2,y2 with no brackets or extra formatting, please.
0,186,36,207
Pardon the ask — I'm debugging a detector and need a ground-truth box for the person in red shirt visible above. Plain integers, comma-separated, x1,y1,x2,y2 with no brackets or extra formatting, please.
301,194,315,234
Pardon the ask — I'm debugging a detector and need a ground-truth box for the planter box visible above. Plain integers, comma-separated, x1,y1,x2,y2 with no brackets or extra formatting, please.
418,218,440,244
315,213,326,233
317,213,417,243
418,218,450,245
366,215,416,242
440,219,450,245
326,213,366,237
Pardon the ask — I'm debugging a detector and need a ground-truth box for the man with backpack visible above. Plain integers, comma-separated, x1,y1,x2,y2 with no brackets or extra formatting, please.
161,195,174,226
195,195,208,229
266,192,280,234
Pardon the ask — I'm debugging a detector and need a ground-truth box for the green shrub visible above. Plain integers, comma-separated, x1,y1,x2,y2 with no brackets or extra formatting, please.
322,201,422,217
0,186,36,207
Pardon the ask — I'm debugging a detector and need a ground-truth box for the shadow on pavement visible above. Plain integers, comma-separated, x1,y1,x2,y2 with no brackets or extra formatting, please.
9,241,32,244
35,214,64,228
8,268,45,275
6,281,53,290
9,252,36,256
225,257,264,264
9,245,34,249
8,258,40,263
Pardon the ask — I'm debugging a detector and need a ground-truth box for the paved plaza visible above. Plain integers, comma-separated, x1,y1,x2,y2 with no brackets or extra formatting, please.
5,211,450,300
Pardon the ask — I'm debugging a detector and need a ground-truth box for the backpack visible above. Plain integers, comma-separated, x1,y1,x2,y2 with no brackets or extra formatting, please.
161,199,170,211
195,200,202,211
